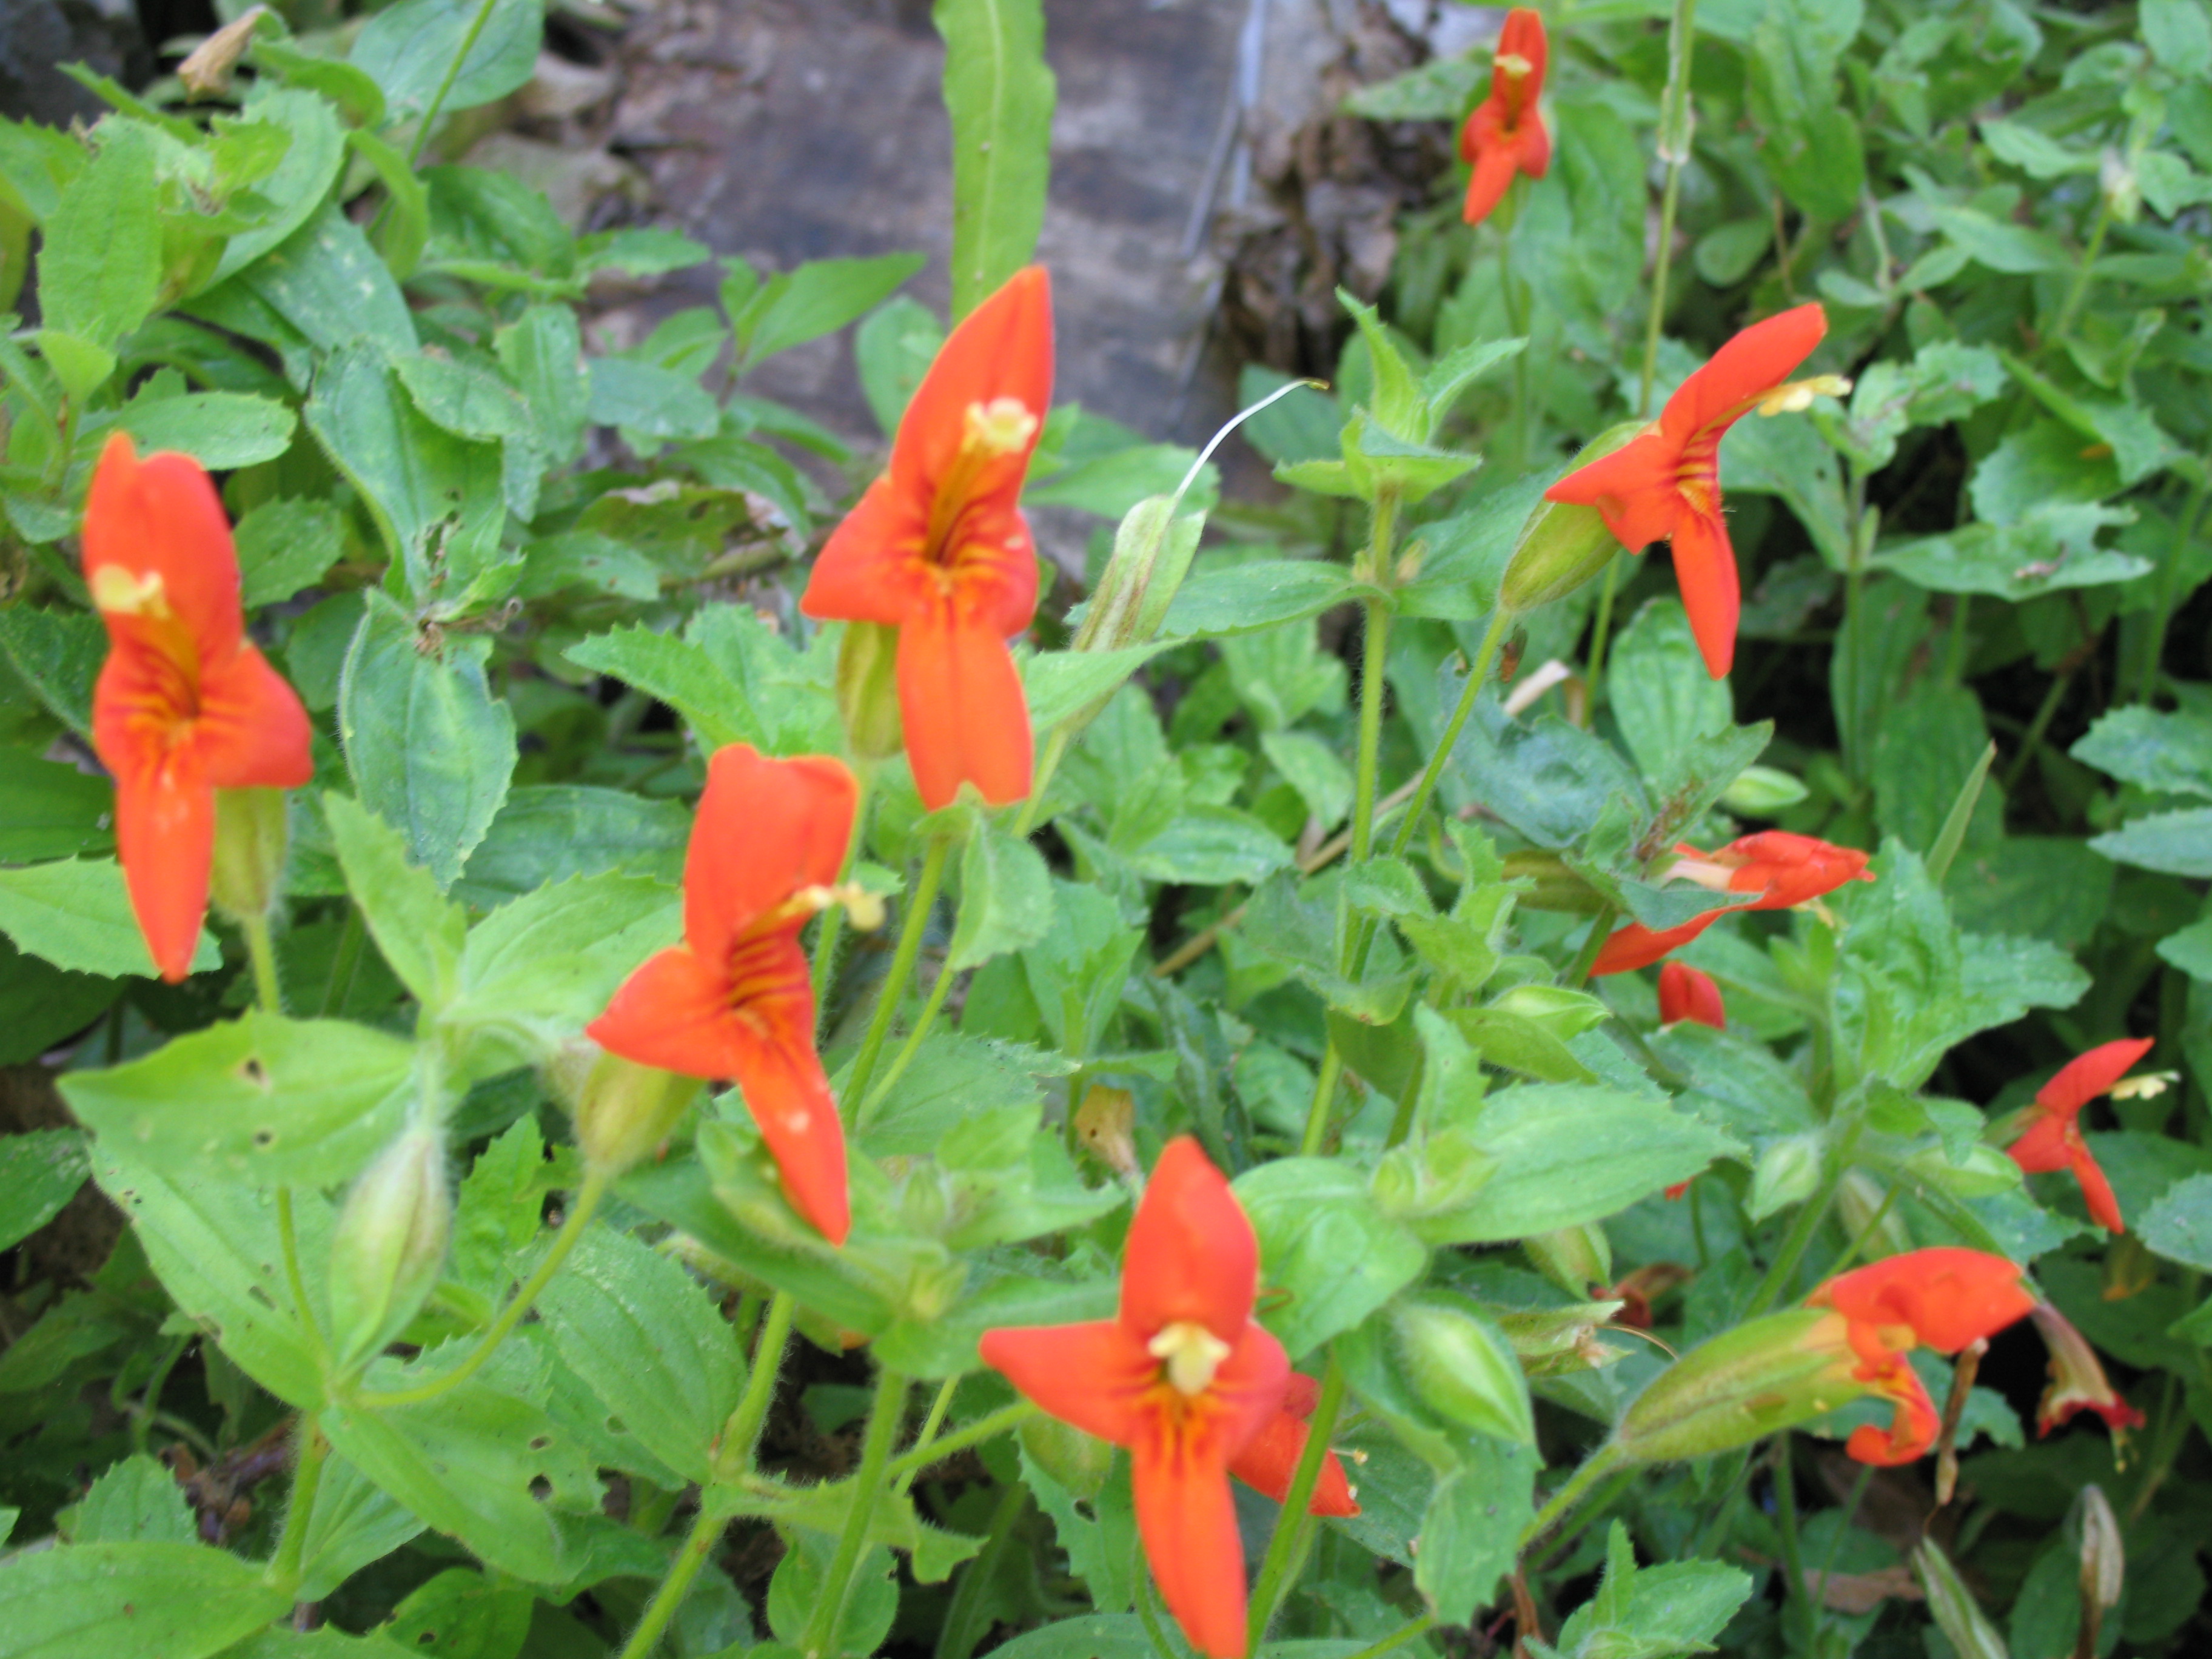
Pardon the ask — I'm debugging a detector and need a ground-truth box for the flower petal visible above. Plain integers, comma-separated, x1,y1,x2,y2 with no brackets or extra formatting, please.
1131,1429,1248,1659
1589,914,1717,977
1122,1138,1260,1343
83,434,243,667
588,946,749,1080
1811,1248,2036,1355
1659,304,1828,446
891,266,1054,504
2069,1141,2126,1235
1843,1356,1941,1467
1658,961,1726,1028
684,745,858,963
895,605,1033,811
1668,510,1740,679
800,475,933,626
978,1319,1158,1446
1543,432,1680,552
2036,1037,2156,1116
112,743,212,982
727,1017,850,1244
196,643,314,789
2006,1114,2073,1176
1227,1409,1359,1517
1726,833,1872,910
1462,141,1520,227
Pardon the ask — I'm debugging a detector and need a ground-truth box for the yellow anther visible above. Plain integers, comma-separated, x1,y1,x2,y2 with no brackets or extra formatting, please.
796,883,886,932
1496,52,1534,77
965,397,1039,457
2111,1071,2178,1101
90,564,170,618
1148,1319,1232,1396
1757,375,1853,417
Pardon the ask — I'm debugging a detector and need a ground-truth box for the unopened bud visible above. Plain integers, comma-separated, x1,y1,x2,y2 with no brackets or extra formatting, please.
2100,147,2142,223
1074,1084,1138,1179
1498,421,1645,614
1484,984,1608,1039
178,5,267,98
1747,1133,1823,1223
1390,1292,1535,1445
327,1129,451,1369
2079,1484,2124,1618
1835,1170,1913,1259
1903,1141,2022,1198
1019,1412,1117,1501
1913,1540,2008,1659
1719,764,1809,816
1073,495,1205,657
1525,1222,1612,1298
575,1050,703,1177
210,787,290,925
834,620,905,762
1614,1308,1857,1464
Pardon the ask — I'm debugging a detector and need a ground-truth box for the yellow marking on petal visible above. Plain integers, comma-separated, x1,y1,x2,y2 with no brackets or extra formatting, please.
1148,1319,1232,1396
965,397,1039,457
90,564,170,618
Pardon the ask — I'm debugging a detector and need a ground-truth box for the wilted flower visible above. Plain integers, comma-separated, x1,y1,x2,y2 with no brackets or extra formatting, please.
1590,831,1872,976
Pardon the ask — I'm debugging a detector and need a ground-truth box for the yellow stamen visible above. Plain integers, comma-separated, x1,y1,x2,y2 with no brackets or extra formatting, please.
1495,52,1533,76
2111,1071,2178,1101
1757,375,1853,417
90,565,170,618
965,397,1039,457
1148,1319,1232,1396
794,882,886,932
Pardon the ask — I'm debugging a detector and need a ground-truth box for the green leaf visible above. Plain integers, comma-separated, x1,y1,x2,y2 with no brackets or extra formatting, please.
384,1567,535,1659
61,1010,416,1187
1341,55,1484,119
448,870,679,1051
1979,117,2097,179
0,748,111,862
0,937,118,1067
1533,1522,1754,1659
732,252,927,367
1233,1158,1425,1359
1022,643,1168,732
1746,0,1867,220
112,391,297,471
0,1128,88,1252
352,0,543,117
854,294,944,435
324,791,468,1007
2145,0,2212,79
493,305,589,468
0,605,101,737
0,1541,291,1659
1118,806,1292,886
2140,1172,2212,1272
565,625,749,748
39,121,160,352
293,1453,425,1603
72,1455,195,1546
1418,1085,1741,1244
454,785,689,907
535,1226,742,1486
344,127,429,280
1162,559,1365,640
948,822,1054,972
1931,204,2070,274
585,358,720,443
1872,680,1995,856
1260,729,1354,831
1338,289,1427,441
89,1141,329,1409
2157,914,2212,980
2071,706,2212,799
1413,1449,1540,1623
860,1032,1056,1158
236,498,347,609
934,0,1056,320
1609,599,1734,793
340,592,518,890
213,88,349,280
1877,506,2147,600
2088,808,2212,879
243,206,418,354
1021,881,1141,1059
0,858,218,979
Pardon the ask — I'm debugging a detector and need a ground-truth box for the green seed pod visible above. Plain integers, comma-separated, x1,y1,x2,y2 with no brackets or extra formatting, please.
1746,1133,1824,1224
834,620,905,762
1496,420,1646,615
1074,495,1205,656
1524,1222,1613,1298
209,786,290,925
575,1050,702,1178
1902,1142,2023,1199
328,1129,451,1369
1912,1539,2008,1659
1719,764,1811,816
1390,1291,1536,1446
1614,1307,1856,1464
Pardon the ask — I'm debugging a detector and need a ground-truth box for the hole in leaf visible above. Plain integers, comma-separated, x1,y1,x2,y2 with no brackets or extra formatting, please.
252,1128,275,1148
528,1435,551,1452
529,1476,553,1501
240,1057,268,1086
606,1416,625,1436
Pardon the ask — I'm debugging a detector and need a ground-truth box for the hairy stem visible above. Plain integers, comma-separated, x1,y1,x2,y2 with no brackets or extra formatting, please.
842,834,953,1113
882,1398,1037,1485
803,1369,911,1658
265,1423,329,1596
1245,1359,1349,1646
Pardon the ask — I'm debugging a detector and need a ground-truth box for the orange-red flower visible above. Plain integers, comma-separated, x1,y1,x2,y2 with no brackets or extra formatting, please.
1547,304,1829,677
1803,1248,2036,1466
82,434,313,982
2028,1302,2143,1443
980,1138,1291,1658
588,743,860,1244
1459,7,1550,226
1658,961,1724,1028
1227,1370,1359,1517
1590,831,1872,976
2006,1038,2154,1235
801,266,1053,812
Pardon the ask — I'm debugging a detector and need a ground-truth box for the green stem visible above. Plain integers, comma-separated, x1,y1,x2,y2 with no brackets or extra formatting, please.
1349,489,1402,873
1297,1047,1346,1159
318,903,365,1019
858,940,959,1131
1245,1359,1349,1647
936,1481,1027,1659
1774,1435,1812,1652
129,1332,193,1455
1518,1443,1627,1550
842,835,953,1114
617,1505,725,1659
275,1187,332,1376
1746,1155,1846,1317
1387,606,1513,862
266,1423,328,1595
1564,903,1617,988
715,1289,796,1480
1014,726,1073,838
2047,196,2114,352
2135,472,2210,706
812,768,875,1026
2000,663,2077,797
404,0,504,166
881,1398,1037,1485
1809,1461,1874,1641
242,911,284,1015
802,1369,911,1659
354,1168,608,1407
1499,189,1529,472
894,1376,962,1500
1637,0,1698,420
1580,555,1626,728
1335,1617,1438,1659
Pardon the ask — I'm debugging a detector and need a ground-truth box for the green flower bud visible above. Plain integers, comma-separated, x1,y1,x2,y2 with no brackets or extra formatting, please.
1496,421,1646,615
1913,1540,2008,1659
1073,495,1205,657
1614,1307,1860,1464
834,620,905,762
1902,1142,2023,1199
1371,1129,1499,1233
1524,1222,1612,1298
1498,1303,1628,1378
1718,764,1810,817
328,1128,451,1369
1389,1291,1535,1446
1484,984,1609,1040
1746,1133,1824,1223
575,1050,702,1178
1019,1412,1116,1502
2079,1484,2124,1621
210,786,290,925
